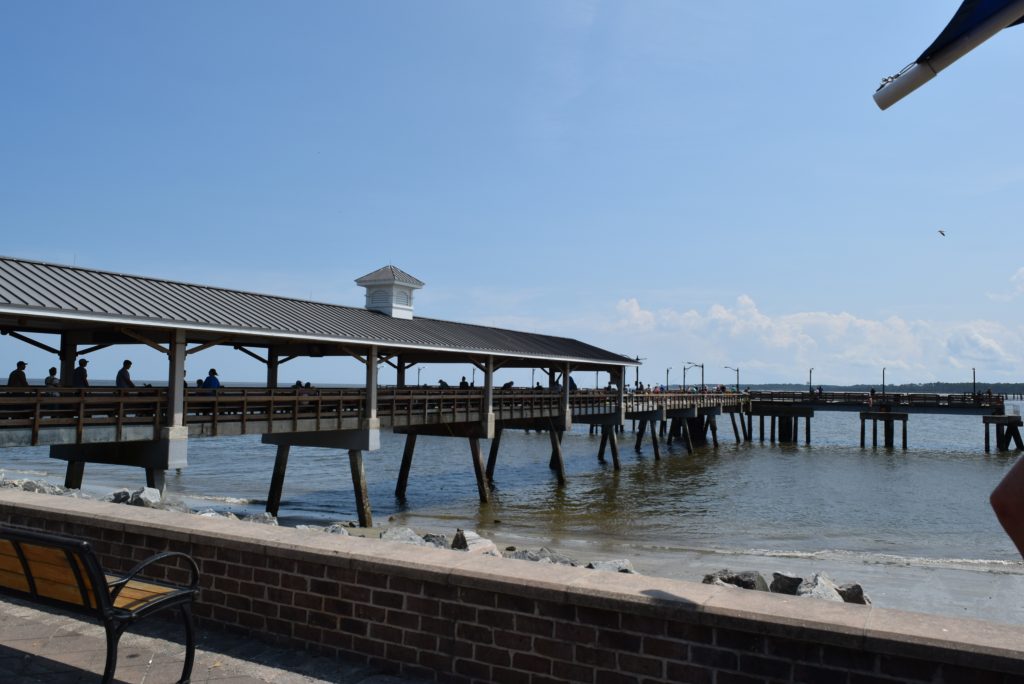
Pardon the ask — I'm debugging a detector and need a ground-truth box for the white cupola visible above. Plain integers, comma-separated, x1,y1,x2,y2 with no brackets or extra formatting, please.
355,265,424,319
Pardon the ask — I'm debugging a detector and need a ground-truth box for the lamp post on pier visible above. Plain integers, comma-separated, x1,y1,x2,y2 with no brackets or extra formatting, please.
417,366,425,386
809,368,814,394
666,367,671,391
531,368,536,388
973,367,977,395
471,368,476,386
882,367,886,396
686,362,704,391
725,366,739,393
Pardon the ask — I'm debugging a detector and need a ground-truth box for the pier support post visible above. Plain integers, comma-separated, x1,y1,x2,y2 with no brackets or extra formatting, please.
805,416,811,445
266,444,290,516
145,468,165,491
872,419,878,448
597,429,608,463
635,420,647,452
860,418,866,448
469,437,489,503
746,412,752,442
902,420,908,450
549,429,566,485
709,416,718,448
349,449,372,528
395,434,417,498
729,413,740,444
770,416,776,444
650,425,661,460
607,426,621,470
986,422,991,452
884,420,895,448
485,428,502,482
681,419,694,454
64,461,84,489
759,415,765,442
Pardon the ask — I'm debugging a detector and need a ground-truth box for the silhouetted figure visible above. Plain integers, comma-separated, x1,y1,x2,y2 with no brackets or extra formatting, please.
438,379,450,389
72,359,89,388
6,361,28,387
501,380,514,389
459,376,469,389
45,367,59,393
115,360,135,388
203,368,221,389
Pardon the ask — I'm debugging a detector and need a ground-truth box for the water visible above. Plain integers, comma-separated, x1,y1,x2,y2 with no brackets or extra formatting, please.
3,404,1024,625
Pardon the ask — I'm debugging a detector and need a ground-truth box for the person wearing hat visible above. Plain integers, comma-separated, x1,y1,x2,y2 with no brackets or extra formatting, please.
203,368,221,389
6,361,28,387
72,358,89,388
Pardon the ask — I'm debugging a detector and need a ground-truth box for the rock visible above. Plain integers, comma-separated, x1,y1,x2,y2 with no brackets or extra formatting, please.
195,508,239,520
586,559,636,574
20,480,66,496
128,487,162,507
451,529,499,555
797,573,843,602
702,569,768,591
838,583,871,605
380,527,426,546
324,523,350,536
242,512,278,525
770,572,803,595
422,533,447,548
106,488,132,504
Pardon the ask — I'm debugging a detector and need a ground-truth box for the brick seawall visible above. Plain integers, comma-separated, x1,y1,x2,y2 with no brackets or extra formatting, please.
1,489,1022,683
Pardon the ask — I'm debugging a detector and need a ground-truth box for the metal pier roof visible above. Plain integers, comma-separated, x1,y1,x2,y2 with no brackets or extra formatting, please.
0,256,635,368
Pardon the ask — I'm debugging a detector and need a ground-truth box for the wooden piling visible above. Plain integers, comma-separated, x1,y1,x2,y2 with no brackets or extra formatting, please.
469,437,490,503
549,430,566,485
266,444,290,515
395,433,416,497
348,449,372,528
485,428,502,481
597,429,608,463
608,427,621,470
729,413,740,443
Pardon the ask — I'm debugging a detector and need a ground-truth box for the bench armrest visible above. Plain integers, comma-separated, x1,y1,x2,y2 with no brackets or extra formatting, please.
108,551,200,600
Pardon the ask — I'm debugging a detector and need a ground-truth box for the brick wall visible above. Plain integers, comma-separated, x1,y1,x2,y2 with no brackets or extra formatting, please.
2,489,1023,684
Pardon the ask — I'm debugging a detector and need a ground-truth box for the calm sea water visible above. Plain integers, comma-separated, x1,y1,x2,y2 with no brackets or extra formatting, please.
3,404,1024,625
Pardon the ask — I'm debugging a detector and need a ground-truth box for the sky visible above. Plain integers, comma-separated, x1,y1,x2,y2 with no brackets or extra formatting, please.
3,1,1024,388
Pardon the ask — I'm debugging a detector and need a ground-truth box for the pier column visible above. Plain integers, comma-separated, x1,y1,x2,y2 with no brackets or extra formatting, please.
635,419,647,452
872,419,878,448
759,415,765,442
681,419,694,454
607,426,621,470
902,420,908,450
395,433,417,498
746,411,753,442
266,444,290,516
396,356,407,388
349,449,372,528
59,333,77,387
485,428,503,482
469,437,489,503
884,420,895,448
985,422,991,452
805,417,811,445
650,425,661,460
482,356,495,438
267,349,279,388
770,416,776,444
549,429,566,485
729,413,740,444
597,429,608,463
709,415,718,447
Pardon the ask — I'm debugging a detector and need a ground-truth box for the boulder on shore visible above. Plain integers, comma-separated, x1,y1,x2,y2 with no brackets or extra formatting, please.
452,529,499,555
770,572,803,595
797,573,843,602
586,559,636,574
702,569,769,592
838,583,871,605
380,527,427,546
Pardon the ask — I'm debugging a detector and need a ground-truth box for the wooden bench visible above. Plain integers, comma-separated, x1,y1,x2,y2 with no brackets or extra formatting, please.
0,524,200,683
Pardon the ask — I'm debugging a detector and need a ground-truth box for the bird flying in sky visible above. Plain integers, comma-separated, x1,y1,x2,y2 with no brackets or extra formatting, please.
938,230,946,236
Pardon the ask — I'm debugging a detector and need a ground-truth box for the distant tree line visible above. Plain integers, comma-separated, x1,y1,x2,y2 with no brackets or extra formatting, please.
749,382,1024,395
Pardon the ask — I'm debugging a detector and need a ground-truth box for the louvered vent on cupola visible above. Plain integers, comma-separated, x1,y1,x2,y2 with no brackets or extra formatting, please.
355,266,425,320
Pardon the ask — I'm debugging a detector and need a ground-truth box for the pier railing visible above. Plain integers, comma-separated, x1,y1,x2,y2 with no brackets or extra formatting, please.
0,386,746,445
749,390,1004,410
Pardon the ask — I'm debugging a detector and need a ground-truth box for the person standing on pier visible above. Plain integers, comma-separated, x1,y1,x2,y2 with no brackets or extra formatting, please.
6,361,28,387
115,360,135,388
71,359,89,387
203,368,221,389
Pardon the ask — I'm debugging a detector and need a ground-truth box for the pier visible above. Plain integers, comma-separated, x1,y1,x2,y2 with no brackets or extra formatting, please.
0,257,746,525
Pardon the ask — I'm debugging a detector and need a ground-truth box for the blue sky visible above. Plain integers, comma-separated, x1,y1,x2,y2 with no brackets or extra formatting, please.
3,2,1024,387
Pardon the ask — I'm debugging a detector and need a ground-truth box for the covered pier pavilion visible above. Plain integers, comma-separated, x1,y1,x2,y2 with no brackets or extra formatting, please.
0,257,686,525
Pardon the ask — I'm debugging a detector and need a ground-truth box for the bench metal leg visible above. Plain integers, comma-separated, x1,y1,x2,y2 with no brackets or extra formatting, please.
179,603,196,683
101,623,127,684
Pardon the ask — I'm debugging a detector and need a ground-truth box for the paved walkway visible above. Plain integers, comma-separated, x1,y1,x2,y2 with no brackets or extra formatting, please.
0,597,428,683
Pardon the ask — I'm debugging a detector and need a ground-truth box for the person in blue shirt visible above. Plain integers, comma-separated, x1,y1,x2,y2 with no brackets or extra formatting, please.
203,368,221,389
115,360,135,388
